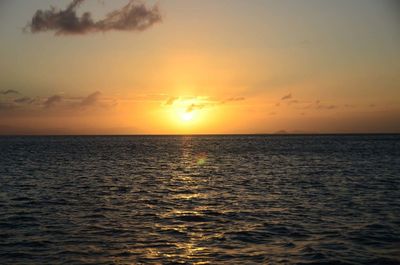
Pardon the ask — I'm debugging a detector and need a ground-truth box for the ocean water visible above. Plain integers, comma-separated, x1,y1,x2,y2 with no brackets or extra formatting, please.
0,135,399,265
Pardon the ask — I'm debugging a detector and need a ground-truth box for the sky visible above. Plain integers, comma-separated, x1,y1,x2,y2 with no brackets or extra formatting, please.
0,0,399,134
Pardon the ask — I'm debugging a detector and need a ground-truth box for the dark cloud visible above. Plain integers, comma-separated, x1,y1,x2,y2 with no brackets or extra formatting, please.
44,95,63,108
185,96,245,112
164,96,178,106
221,97,245,104
226,97,245,102
0,102,15,111
186,103,206,113
27,0,162,35
1,89,19,95
162,95,245,113
75,91,117,109
1,91,111,113
80,91,101,107
316,104,337,110
290,99,338,111
301,100,337,110
14,97,34,104
281,93,292,100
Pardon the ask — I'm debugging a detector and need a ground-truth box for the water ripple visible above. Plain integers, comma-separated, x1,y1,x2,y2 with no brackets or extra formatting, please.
0,135,399,264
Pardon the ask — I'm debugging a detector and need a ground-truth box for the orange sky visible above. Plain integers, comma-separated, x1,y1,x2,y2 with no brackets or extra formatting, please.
0,0,399,134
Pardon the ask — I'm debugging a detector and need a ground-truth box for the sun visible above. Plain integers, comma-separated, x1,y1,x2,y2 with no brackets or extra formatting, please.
164,97,211,128
181,112,194,122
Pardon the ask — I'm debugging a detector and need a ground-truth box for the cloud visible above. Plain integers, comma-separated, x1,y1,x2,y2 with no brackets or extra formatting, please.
162,95,245,113
226,97,245,102
43,95,63,108
184,96,245,112
300,100,337,110
75,91,116,109
0,102,15,111
80,91,101,107
27,0,162,35
221,97,245,104
186,103,206,113
14,97,34,104
1,89,19,95
281,93,292,100
164,96,178,106
316,103,337,110
0,91,113,114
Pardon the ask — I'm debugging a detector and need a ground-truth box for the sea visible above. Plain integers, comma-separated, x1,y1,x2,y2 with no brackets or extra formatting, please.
0,135,399,265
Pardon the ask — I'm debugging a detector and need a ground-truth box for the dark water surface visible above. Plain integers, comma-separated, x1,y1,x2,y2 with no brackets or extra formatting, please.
0,135,399,264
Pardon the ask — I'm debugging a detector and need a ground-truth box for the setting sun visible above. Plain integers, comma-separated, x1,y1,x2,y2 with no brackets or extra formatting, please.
163,96,211,128
180,112,194,122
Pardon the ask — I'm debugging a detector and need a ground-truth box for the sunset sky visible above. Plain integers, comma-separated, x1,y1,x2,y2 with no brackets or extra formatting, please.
0,0,399,134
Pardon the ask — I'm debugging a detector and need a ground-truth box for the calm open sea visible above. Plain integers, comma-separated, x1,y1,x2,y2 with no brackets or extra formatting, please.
0,135,399,264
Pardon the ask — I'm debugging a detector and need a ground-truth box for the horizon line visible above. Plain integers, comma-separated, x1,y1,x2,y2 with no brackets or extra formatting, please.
0,132,399,137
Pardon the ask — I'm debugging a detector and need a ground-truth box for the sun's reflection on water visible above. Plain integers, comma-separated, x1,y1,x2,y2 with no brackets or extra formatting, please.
155,136,214,263
135,136,226,264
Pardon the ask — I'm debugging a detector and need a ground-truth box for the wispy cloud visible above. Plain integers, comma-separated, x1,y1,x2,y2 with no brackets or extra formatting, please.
0,91,112,111
164,96,178,106
14,97,34,104
79,91,101,107
0,102,15,111
26,0,162,35
278,93,300,106
43,95,63,108
281,93,292,100
1,89,19,95
221,97,245,104
162,95,246,113
316,103,337,110
186,103,206,113
301,100,337,110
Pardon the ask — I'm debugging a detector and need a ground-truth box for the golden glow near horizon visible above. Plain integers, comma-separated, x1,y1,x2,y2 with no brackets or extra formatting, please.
165,97,210,128
0,1,399,134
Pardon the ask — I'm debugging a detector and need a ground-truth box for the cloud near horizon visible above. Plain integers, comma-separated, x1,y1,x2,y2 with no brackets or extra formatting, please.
43,95,63,108
79,91,101,107
186,103,206,113
27,0,162,35
281,93,292,100
163,96,246,113
42,91,109,109
14,97,34,104
164,96,178,106
1,89,19,95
